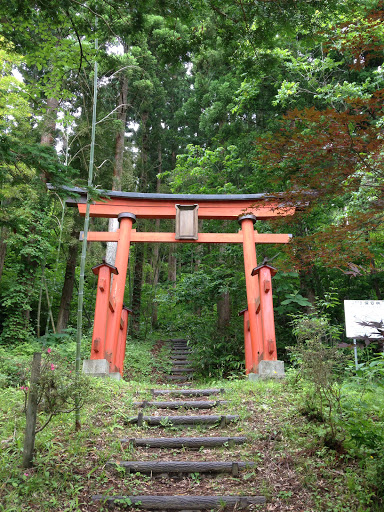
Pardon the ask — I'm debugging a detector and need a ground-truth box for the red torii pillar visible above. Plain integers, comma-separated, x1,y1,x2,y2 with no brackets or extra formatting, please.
114,305,132,377
238,308,253,374
90,262,118,360
105,212,136,374
251,264,278,361
238,214,264,372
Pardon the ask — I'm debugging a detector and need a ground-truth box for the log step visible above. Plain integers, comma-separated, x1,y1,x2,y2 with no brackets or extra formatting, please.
167,376,190,382
133,400,229,409
151,388,225,397
92,495,266,509
170,359,190,364
121,436,247,448
171,368,194,373
107,460,255,475
127,414,239,426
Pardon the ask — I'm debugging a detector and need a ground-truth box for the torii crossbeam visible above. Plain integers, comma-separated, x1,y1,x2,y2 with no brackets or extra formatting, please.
60,187,297,379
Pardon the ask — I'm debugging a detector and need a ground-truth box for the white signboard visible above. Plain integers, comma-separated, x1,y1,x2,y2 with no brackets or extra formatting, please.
344,300,384,339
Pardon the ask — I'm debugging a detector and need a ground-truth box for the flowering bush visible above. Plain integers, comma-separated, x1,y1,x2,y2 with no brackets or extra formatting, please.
22,348,90,433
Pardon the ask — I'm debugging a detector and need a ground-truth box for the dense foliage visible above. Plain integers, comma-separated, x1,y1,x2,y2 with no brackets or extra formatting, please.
0,0,383,374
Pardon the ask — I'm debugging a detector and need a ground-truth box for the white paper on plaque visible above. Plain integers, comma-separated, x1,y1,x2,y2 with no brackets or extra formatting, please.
344,300,384,339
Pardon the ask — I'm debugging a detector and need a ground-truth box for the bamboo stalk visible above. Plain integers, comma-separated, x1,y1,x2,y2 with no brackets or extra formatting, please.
75,17,98,430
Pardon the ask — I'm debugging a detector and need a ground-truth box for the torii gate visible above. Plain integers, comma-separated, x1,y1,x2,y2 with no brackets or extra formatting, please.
65,188,296,379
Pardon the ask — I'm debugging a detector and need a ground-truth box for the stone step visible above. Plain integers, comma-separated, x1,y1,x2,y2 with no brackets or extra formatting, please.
133,400,229,409
151,388,225,397
107,460,255,475
126,413,239,426
121,436,247,448
92,495,266,509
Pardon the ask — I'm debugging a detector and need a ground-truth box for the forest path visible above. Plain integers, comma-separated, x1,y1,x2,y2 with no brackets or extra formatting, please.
92,339,266,510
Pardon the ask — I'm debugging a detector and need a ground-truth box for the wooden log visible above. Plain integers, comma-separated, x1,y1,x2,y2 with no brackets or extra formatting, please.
171,368,194,373
151,388,225,397
170,359,190,364
107,460,255,474
133,400,229,409
126,415,239,426
120,436,247,448
92,495,266,508
22,352,41,468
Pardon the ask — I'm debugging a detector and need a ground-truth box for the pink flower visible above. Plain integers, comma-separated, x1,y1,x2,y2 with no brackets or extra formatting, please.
47,348,52,354
24,473,29,477
50,363,55,371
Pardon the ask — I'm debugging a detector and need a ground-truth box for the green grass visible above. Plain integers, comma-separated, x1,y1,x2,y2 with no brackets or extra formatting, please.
0,343,383,511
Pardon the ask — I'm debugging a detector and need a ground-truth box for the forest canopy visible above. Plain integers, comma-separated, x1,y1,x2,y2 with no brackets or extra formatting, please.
0,0,383,361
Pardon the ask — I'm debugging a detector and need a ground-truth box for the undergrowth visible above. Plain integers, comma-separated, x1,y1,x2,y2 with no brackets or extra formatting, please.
0,330,383,511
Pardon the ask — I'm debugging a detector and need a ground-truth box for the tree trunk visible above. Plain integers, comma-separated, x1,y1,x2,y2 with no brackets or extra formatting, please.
132,244,144,334
370,258,381,299
151,155,162,327
40,97,59,184
0,227,7,283
105,218,119,266
56,233,79,333
106,67,129,265
140,111,149,189
217,244,231,330
41,97,59,146
168,245,177,285
217,290,231,331
151,220,161,328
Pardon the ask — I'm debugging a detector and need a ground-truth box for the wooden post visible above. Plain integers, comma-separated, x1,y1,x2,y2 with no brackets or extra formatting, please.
251,264,278,361
114,306,131,375
239,215,263,372
90,262,118,360
105,213,136,373
22,352,41,468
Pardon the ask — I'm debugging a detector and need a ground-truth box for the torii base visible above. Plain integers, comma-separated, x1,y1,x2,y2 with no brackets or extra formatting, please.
109,372,122,381
248,360,285,380
82,359,110,378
